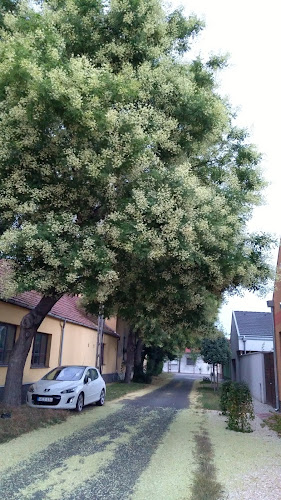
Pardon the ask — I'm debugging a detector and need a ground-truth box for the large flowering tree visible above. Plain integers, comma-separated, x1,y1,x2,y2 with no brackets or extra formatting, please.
0,0,272,404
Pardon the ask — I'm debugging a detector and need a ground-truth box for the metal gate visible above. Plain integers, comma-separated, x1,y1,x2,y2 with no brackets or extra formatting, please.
264,352,276,407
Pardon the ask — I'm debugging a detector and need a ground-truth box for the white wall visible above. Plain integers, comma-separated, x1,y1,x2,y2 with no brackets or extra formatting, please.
238,338,273,353
240,352,266,403
163,355,216,375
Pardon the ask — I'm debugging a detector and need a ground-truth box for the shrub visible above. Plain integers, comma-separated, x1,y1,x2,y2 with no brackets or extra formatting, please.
202,377,211,383
220,381,254,432
220,380,233,415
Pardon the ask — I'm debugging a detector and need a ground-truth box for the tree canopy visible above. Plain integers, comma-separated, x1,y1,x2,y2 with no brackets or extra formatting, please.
201,337,231,367
0,0,274,403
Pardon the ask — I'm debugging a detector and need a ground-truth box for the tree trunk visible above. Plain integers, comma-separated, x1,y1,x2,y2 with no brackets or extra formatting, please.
134,338,143,369
124,329,135,384
133,338,144,381
3,295,60,407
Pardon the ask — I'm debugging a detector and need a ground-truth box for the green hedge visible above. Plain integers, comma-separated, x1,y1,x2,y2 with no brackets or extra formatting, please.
220,381,254,432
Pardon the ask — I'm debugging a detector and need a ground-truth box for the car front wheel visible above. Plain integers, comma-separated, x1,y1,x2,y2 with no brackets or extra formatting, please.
96,389,105,406
76,393,84,412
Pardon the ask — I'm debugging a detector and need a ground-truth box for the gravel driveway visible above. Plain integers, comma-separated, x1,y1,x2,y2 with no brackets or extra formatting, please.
0,376,193,500
1,376,280,500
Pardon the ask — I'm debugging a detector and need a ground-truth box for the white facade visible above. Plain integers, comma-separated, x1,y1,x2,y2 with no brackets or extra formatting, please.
163,354,215,376
238,337,273,353
240,353,266,403
230,311,273,385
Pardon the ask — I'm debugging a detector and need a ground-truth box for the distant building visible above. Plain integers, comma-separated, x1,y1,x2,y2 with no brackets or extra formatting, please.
230,310,274,405
163,348,215,376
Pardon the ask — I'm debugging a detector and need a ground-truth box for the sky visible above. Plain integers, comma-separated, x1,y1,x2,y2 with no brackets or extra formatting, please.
170,0,280,333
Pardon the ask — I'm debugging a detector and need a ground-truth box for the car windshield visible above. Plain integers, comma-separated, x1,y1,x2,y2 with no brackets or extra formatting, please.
43,366,85,381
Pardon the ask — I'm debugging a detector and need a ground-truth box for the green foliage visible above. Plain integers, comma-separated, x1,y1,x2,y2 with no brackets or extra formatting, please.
145,346,165,377
133,367,152,384
201,337,231,366
219,380,233,415
200,377,211,384
220,381,254,433
0,0,274,347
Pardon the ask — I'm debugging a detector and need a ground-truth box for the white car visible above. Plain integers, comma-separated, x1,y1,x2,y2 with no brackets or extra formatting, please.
26,365,106,412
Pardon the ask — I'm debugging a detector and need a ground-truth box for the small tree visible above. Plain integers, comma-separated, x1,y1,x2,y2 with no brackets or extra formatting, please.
220,381,254,432
200,337,231,389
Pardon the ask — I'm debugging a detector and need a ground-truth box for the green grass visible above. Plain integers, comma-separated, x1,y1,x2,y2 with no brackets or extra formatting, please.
106,381,149,401
263,413,281,436
197,383,221,411
0,405,69,444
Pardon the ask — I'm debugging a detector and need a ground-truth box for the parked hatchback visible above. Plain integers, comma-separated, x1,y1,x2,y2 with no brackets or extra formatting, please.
26,365,106,412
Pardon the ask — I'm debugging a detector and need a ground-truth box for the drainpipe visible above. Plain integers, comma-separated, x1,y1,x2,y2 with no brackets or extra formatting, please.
267,300,280,411
59,319,66,366
242,336,246,354
96,305,105,373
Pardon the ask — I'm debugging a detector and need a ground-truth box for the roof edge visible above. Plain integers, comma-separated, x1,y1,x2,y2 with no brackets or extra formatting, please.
1,298,120,339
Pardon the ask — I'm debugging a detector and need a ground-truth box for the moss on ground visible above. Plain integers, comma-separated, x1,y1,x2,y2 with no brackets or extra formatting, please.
132,409,197,500
0,373,172,445
0,403,123,473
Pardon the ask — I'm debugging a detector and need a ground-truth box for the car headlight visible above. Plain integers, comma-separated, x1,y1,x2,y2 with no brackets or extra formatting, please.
61,388,75,394
28,384,35,393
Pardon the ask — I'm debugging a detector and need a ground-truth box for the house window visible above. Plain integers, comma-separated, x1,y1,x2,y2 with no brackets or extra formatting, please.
31,333,50,367
186,356,195,366
0,322,16,365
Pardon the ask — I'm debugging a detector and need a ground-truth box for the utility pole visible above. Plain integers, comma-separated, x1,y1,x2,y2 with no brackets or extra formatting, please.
96,304,105,373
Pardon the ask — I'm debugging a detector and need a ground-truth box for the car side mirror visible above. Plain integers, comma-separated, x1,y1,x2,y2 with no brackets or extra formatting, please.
84,376,91,384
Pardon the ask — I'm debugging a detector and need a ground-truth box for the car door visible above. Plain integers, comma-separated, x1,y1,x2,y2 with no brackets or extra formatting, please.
83,368,94,404
89,368,102,402
84,368,101,404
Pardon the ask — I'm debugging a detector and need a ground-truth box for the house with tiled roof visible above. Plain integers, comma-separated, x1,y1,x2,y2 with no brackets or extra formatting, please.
0,290,126,401
230,310,274,405
163,348,215,376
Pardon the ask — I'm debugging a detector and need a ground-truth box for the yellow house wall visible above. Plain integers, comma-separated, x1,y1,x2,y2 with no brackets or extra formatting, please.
105,316,117,332
60,322,97,367
103,335,118,374
0,301,119,387
0,302,62,385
